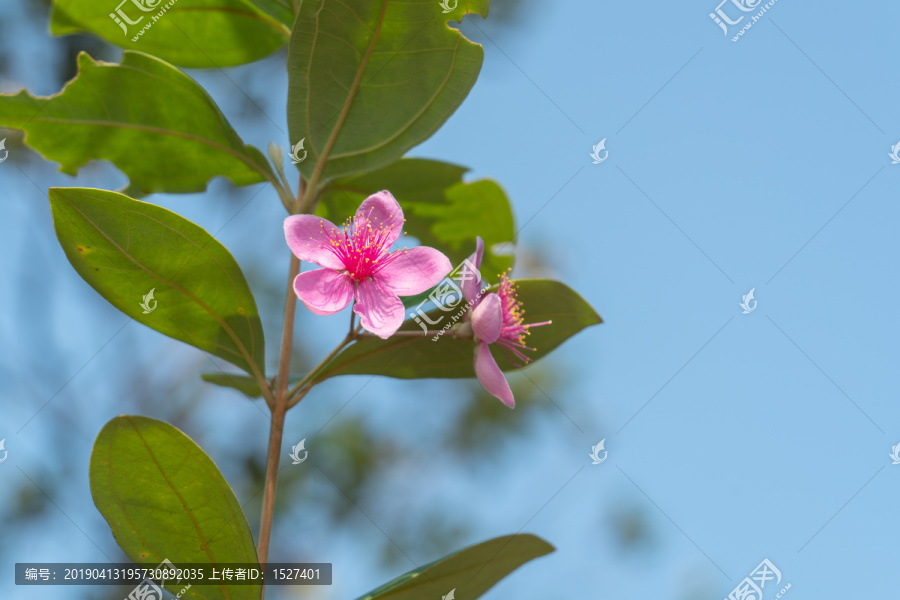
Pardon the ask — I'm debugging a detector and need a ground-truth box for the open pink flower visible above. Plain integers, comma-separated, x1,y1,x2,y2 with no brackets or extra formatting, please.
284,191,451,338
463,237,551,408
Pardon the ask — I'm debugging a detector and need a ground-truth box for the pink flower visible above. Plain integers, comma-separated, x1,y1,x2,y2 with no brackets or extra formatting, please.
284,191,451,339
463,238,551,408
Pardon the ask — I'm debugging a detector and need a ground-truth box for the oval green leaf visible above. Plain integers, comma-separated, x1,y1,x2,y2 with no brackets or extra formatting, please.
0,52,276,196
49,187,266,378
314,279,601,382
319,158,515,277
51,0,290,68
357,534,553,600
90,416,260,599
287,0,489,183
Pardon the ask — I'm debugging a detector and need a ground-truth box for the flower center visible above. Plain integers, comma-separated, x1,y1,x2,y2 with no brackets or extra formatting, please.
495,271,551,366
322,213,402,281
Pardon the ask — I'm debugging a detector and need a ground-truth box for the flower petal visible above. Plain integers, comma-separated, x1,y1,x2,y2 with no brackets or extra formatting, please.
355,190,404,248
294,269,354,315
284,215,344,269
461,236,485,304
474,342,515,408
354,277,405,339
377,246,452,296
471,292,502,343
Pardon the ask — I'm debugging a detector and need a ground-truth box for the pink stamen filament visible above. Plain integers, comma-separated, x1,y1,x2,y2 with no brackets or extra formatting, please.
315,211,405,281
494,271,551,367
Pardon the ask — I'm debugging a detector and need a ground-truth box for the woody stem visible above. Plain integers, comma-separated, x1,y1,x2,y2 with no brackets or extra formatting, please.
258,177,307,581
257,254,300,573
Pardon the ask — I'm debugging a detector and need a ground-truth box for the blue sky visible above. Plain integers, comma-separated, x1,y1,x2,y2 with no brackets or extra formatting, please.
2,0,900,598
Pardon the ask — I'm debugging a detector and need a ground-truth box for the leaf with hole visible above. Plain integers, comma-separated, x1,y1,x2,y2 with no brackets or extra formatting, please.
0,52,276,196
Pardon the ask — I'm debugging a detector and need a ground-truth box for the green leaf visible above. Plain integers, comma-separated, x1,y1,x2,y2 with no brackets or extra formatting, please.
315,279,601,382
250,0,295,27
287,0,489,183
90,416,260,600
356,534,553,600
49,187,266,378
319,158,515,278
0,52,276,196
201,373,266,397
201,373,300,398
51,0,290,68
